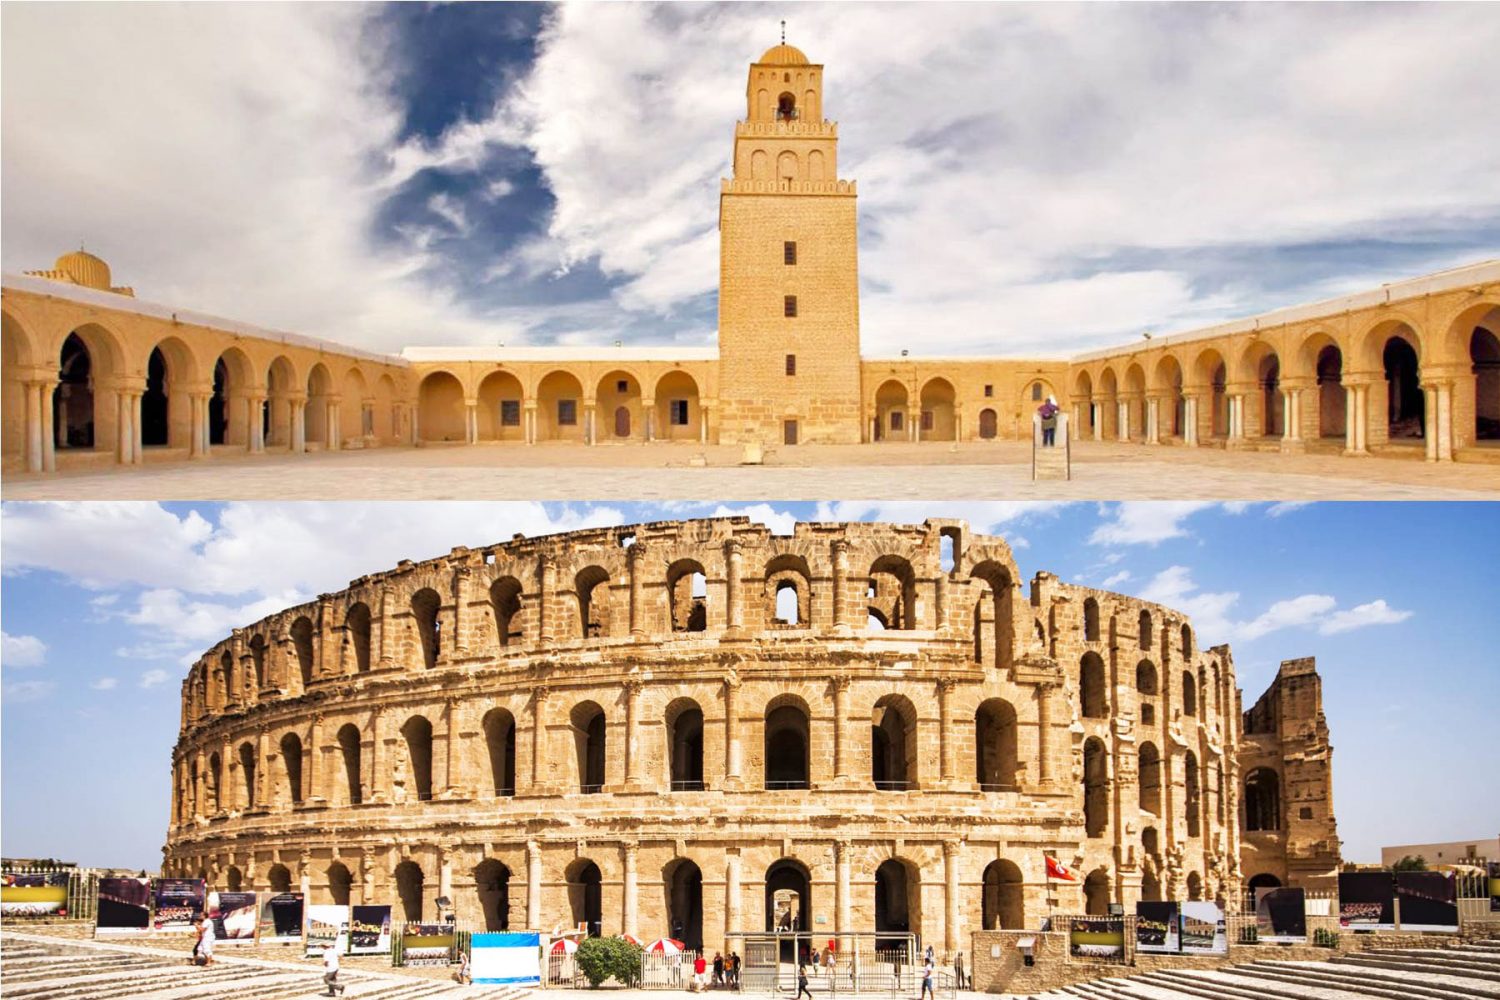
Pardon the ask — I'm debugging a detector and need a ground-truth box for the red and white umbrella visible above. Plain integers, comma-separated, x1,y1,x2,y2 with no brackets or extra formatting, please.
617,933,643,946
645,937,687,956
551,938,579,954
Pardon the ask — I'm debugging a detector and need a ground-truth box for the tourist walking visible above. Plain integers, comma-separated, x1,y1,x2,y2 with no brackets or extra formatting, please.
693,953,708,991
796,964,813,1000
1038,396,1059,446
954,950,966,990
920,961,935,1000
198,915,216,966
824,946,836,980
322,942,345,996
729,951,741,988
713,952,724,986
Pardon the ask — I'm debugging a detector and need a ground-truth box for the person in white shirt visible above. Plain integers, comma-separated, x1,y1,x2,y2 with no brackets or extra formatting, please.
322,943,345,996
198,917,216,965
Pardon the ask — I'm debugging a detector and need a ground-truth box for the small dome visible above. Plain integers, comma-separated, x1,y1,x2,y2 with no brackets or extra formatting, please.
759,43,810,66
55,250,112,291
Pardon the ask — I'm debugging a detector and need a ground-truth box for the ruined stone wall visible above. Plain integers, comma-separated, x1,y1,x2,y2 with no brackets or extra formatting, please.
163,517,1267,955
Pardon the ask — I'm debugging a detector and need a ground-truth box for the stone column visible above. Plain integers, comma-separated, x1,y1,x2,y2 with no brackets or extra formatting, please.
935,571,950,632
291,395,307,454
130,391,143,465
524,403,537,445
832,676,850,781
249,395,267,453
1145,396,1160,444
368,707,387,803
527,840,543,928
1182,396,1199,446
628,542,647,638
538,553,558,644
378,585,394,667
1437,380,1454,462
937,677,956,785
622,842,639,938
1092,402,1103,441
725,852,742,951
624,679,642,788
943,841,961,958
724,539,743,630
24,381,42,472
1036,684,1053,786
1116,400,1130,442
454,566,471,655
643,399,655,443
117,391,135,464
723,674,741,783
466,400,479,444
39,381,57,472
831,539,850,631
306,713,324,803
531,687,550,791
256,726,270,808
835,839,851,949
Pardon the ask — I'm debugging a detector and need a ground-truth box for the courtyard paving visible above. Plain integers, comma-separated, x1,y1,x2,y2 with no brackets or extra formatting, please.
5,441,1500,501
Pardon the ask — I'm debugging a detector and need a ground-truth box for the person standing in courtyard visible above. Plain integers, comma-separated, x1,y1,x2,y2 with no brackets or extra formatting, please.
1038,396,1060,447
322,941,345,996
954,950,966,990
920,960,935,1000
797,963,813,1000
713,951,724,986
197,914,215,966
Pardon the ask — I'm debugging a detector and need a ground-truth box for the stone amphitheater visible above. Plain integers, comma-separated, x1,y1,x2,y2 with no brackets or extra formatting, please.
162,517,1337,956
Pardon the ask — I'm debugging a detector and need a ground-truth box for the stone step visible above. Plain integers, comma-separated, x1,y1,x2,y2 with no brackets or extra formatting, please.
1135,970,1286,1000
1333,951,1500,983
1145,967,1377,1000
1232,960,1495,1000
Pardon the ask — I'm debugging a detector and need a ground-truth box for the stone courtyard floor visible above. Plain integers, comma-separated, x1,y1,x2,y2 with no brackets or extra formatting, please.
5,440,1500,500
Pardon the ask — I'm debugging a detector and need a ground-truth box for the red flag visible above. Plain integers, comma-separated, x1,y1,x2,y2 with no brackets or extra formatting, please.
1045,855,1080,883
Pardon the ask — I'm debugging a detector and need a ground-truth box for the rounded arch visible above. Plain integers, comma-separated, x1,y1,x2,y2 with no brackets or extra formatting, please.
764,695,811,790
279,731,304,806
1136,659,1158,696
1247,872,1282,894
394,859,423,920
400,715,434,801
340,366,369,443
1080,652,1107,718
765,553,812,627
265,354,299,448
345,602,372,673
874,858,920,934
474,858,512,931
1468,313,1500,444
1138,742,1162,815
873,379,909,442
306,362,335,448
142,335,197,449
482,707,517,797
477,369,525,442
490,576,525,647
654,370,702,442
1083,868,1112,916
666,558,708,633
663,857,704,950
570,700,607,793
536,370,584,442
1083,737,1108,838
1382,331,1425,441
373,372,398,443
336,722,362,805
765,858,811,935
1153,354,1185,438
981,859,1025,930
565,858,603,937
868,554,917,630
1244,767,1282,831
417,370,465,443
1191,347,1229,439
978,407,998,439
596,369,643,441
267,864,292,894
919,376,957,441
410,588,442,669
575,564,614,638
210,346,255,448
871,693,918,790
975,698,1019,791
665,697,705,791
325,860,352,906
1355,315,1425,373
2,311,41,464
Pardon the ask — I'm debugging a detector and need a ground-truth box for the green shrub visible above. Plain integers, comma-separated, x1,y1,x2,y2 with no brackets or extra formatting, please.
1313,928,1340,948
575,936,643,988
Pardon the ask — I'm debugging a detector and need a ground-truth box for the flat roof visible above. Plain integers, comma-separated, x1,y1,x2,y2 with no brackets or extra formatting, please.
402,345,719,363
1070,259,1500,363
2,273,408,367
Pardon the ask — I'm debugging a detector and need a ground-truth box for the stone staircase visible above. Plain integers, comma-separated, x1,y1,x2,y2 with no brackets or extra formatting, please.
1,931,534,1000
1025,941,1500,1000
1032,442,1070,481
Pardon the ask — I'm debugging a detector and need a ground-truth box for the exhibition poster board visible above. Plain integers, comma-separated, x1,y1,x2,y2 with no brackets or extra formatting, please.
349,904,393,955
1134,901,1179,954
400,923,456,966
1179,901,1227,955
1,873,69,917
96,877,153,935
152,878,205,931
1254,886,1306,944
1068,916,1125,958
305,904,350,957
261,892,305,944
213,891,259,942
1489,862,1500,913
1338,872,1396,931
1395,871,1458,932
471,931,543,985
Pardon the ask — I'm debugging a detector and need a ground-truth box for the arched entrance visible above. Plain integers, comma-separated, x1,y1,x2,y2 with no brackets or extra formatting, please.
1471,322,1500,443
1123,364,1146,440
475,859,511,931
55,332,97,449
1382,334,1423,440
1258,352,1282,438
765,858,811,959
395,860,424,920
919,377,956,441
764,701,809,789
1314,343,1345,439
981,860,1024,930
654,371,701,442
874,380,908,442
665,859,703,950
211,348,255,448
874,859,919,936
596,370,642,441
1154,356,1184,438
978,408,997,439
266,356,297,449
477,370,524,442
306,364,334,448
567,860,603,937
1083,869,1111,916
417,371,465,443
537,371,585,442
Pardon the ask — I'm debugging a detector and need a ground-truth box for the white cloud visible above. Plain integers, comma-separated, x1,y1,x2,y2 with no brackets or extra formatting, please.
139,669,170,689
1131,565,1412,645
1101,570,1131,587
707,504,800,537
1088,503,1219,546
2,679,56,702
1266,501,1313,518
90,678,119,691
1320,599,1413,635
1,631,47,668
814,501,1069,535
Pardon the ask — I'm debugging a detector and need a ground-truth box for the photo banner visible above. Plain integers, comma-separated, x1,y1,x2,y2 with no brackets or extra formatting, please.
152,878,205,931
1338,872,1395,931
2,873,69,918
261,893,305,944
1490,862,1500,913
305,904,349,957
400,923,456,966
349,905,393,955
96,877,152,935
213,891,259,942
1255,886,1306,943
1134,901,1179,954
1396,871,1458,932
471,932,542,985
1179,901,1227,955
1068,916,1125,959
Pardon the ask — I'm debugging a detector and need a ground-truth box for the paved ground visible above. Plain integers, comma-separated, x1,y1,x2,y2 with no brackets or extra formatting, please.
7,441,1500,500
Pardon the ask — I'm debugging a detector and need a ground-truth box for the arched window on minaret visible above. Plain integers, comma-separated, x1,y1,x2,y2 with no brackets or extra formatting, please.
777,92,797,121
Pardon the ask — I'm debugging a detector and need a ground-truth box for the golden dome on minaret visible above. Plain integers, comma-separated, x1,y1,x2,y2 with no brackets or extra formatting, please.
54,249,112,290
758,43,810,65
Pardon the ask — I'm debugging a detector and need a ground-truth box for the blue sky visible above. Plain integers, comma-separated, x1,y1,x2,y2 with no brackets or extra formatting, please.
3,3,1498,355
3,501,1496,870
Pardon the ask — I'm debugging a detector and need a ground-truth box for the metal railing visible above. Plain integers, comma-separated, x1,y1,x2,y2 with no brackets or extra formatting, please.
671,780,706,792
580,783,604,795
764,780,810,790
873,781,912,792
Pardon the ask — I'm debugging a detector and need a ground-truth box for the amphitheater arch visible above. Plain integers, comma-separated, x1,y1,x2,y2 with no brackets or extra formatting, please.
1244,767,1281,831
248,634,268,691
401,715,435,801
237,741,257,809
1083,597,1100,641
306,363,334,449
1185,750,1202,838
208,752,223,812
483,371,531,440
490,576,525,647
1136,659,1158,696
1139,742,1162,816
654,370,702,442
869,555,917,630
575,565,613,638
975,698,1018,791
1083,738,1107,838
395,860,424,920
874,858,920,934
537,370,585,442
265,355,298,448
919,377,957,441
345,602,372,673
337,723,362,805
764,698,810,789
1247,873,1281,894
571,701,607,794
597,369,643,441
765,858,812,934
969,560,1014,670
290,616,314,687
664,857,704,949
765,553,811,627
1186,872,1203,901
1080,652,1107,719
1083,868,1112,916
874,379,908,442
1180,623,1193,658
280,732,304,806
474,859,512,931
566,859,603,936
411,588,442,669
483,708,517,797
981,859,1024,930
268,864,292,894
1141,868,1162,902
871,694,918,790
666,558,709,632
1181,671,1197,716
665,698,705,791
226,865,244,892
1138,609,1153,650
417,370,465,443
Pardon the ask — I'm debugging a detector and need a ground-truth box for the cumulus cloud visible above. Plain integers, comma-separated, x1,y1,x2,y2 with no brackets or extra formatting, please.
1089,502,1219,546
90,678,119,691
139,670,170,689
2,679,56,702
1132,565,1412,645
1,631,47,667
1101,570,1131,587
5,4,1496,353
814,501,1069,533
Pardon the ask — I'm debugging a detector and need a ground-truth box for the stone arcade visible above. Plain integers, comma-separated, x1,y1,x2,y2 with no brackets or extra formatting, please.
161,517,1340,953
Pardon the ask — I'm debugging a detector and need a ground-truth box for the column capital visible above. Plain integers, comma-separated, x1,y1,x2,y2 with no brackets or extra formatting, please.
628,540,648,563
942,840,962,859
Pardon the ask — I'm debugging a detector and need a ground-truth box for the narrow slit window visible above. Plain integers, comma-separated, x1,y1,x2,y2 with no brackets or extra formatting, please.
784,295,798,318
784,241,797,265
785,354,797,376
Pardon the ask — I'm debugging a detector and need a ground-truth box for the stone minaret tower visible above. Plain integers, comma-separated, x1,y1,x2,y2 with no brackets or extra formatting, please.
716,40,863,446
